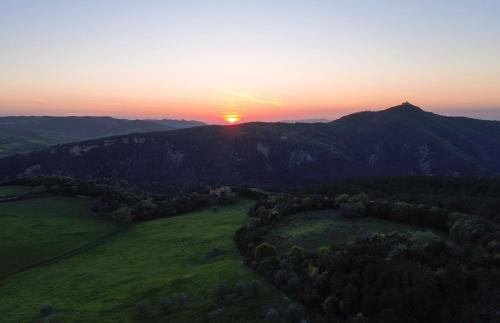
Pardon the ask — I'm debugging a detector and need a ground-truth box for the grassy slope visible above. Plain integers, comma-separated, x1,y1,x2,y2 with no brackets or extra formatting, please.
0,196,115,274
0,185,33,197
265,209,448,252
0,200,287,323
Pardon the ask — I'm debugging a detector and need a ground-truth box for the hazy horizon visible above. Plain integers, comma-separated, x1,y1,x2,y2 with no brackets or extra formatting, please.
1,1,500,123
1,104,500,124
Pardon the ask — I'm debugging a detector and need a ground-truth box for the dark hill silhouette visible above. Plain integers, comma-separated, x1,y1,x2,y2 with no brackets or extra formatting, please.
1,104,500,191
0,116,205,157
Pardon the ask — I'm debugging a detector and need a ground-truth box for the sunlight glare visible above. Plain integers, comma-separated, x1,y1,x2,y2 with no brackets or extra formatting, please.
223,114,241,124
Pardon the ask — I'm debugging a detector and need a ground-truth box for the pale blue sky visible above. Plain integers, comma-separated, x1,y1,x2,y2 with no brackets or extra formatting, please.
1,0,499,122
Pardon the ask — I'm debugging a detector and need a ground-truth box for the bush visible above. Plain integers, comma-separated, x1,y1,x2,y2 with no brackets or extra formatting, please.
209,247,221,258
287,303,305,322
33,185,48,194
323,295,339,320
274,269,289,286
265,308,280,322
340,201,366,218
334,194,349,207
251,280,262,295
215,283,228,303
135,301,146,315
255,242,278,262
178,293,187,307
39,304,53,316
159,297,171,312
110,207,134,227
287,245,305,265
234,281,245,297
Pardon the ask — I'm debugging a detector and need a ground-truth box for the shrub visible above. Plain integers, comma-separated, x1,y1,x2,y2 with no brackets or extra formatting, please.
234,281,245,297
392,201,413,222
287,274,301,292
178,293,187,307
408,231,444,253
265,308,280,322
428,206,448,229
334,194,349,207
33,185,47,194
159,297,171,312
215,283,228,303
274,269,289,286
39,304,53,316
449,213,492,244
323,295,339,320
251,280,262,295
110,207,134,227
352,312,368,323
255,242,278,262
135,301,146,315
340,200,366,218
287,245,305,265
209,247,221,258
287,303,305,322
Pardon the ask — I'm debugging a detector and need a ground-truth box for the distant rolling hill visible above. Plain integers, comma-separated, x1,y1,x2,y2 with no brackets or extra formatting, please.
1,103,500,191
147,118,206,129
0,116,204,157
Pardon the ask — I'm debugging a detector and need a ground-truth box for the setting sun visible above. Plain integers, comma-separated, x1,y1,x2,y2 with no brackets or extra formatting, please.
223,114,241,124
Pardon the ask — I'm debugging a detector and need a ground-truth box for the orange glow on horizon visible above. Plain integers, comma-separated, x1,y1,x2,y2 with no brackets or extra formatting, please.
223,114,241,124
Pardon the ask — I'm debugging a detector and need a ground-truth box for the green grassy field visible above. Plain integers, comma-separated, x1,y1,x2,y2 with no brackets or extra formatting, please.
0,196,115,274
0,185,33,197
265,209,448,252
0,199,287,322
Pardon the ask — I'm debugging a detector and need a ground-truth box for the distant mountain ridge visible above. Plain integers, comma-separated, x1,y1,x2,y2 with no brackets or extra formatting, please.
0,116,204,157
1,103,500,191
148,119,206,129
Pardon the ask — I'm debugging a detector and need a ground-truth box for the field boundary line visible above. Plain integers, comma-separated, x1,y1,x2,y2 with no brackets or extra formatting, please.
0,228,127,280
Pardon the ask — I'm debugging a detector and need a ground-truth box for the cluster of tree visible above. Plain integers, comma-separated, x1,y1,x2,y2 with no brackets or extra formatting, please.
7,176,237,226
236,178,500,322
246,190,500,250
301,176,500,223
246,193,336,228
237,232,500,322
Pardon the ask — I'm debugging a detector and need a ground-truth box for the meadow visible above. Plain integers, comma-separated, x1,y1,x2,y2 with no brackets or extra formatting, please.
264,209,448,252
0,196,115,275
0,197,288,322
0,185,33,197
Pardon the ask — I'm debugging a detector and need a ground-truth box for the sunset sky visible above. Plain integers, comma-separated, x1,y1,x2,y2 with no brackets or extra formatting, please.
1,0,499,123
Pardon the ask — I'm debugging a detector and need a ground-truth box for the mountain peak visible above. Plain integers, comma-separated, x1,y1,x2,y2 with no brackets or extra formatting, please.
385,102,424,113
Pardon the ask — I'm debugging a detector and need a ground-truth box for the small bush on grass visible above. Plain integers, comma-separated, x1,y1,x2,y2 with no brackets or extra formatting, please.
135,301,146,316
287,303,305,322
251,280,262,295
159,297,172,313
178,293,187,308
209,247,221,258
265,308,280,322
39,304,53,316
215,283,228,303
234,281,245,297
